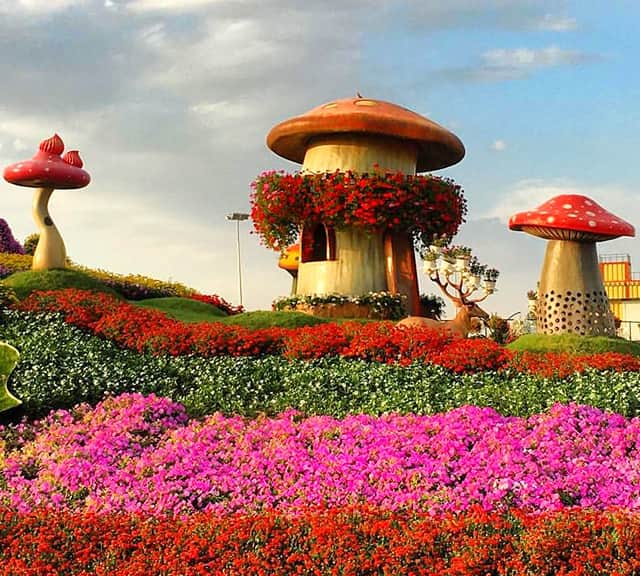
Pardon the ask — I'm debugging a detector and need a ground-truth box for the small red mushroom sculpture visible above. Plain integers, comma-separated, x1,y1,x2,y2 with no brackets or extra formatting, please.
3,134,90,270
509,194,635,336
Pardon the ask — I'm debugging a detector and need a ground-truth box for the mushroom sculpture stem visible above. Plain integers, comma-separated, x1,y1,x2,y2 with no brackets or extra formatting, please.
538,239,614,336
32,187,66,270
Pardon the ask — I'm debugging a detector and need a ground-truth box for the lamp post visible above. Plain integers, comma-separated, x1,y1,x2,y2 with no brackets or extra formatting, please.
226,212,250,307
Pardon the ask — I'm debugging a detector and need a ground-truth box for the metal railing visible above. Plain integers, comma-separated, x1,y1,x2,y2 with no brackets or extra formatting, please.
599,253,630,263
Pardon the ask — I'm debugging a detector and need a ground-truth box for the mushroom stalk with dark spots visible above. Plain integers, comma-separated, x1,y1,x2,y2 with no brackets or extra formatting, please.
3,135,90,270
509,194,635,336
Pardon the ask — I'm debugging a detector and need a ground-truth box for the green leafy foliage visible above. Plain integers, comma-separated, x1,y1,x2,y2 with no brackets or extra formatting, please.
2,311,640,421
131,297,227,322
508,333,640,356
0,284,18,310
0,341,21,412
22,233,39,256
4,269,120,300
219,310,328,329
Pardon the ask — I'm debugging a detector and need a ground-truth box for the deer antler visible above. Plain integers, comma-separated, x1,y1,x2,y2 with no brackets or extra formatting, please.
428,269,491,307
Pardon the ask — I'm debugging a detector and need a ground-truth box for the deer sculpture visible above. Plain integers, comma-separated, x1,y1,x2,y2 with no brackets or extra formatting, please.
396,249,493,338
397,302,489,338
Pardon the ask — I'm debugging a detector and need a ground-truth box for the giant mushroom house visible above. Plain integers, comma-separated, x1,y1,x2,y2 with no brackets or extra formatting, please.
3,134,90,270
509,194,635,336
259,96,466,316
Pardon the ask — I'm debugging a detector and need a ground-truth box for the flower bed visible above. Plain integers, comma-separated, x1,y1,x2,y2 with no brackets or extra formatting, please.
4,294,640,573
4,310,640,420
250,170,467,251
1,505,639,575
2,394,640,515
274,291,407,320
14,289,640,379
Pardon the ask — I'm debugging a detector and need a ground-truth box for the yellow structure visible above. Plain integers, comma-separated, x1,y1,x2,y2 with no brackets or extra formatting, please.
600,253,640,340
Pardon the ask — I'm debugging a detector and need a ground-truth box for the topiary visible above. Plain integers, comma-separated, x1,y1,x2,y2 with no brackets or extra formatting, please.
0,341,21,412
22,233,39,256
0,219,24,254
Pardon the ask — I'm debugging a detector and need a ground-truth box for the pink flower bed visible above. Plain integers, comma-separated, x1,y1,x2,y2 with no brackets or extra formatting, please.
1,394,640,516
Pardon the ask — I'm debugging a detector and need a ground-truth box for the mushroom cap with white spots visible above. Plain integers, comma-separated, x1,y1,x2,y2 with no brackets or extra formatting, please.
508,194,635,242
3,134,90,190
267,97,465,172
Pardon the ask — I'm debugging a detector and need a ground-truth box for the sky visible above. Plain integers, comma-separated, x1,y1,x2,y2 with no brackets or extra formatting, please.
1,0,639,319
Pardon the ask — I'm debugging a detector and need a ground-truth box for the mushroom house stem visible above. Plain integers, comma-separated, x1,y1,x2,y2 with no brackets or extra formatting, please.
537,239,615,336
32,187,67,270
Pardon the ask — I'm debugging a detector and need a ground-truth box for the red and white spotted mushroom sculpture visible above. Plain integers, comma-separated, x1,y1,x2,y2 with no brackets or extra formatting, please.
509,194,635,336
3,134,90,270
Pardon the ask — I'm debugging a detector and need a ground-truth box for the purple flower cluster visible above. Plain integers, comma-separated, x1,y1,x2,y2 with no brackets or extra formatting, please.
1,394,639,516
0,218,24,254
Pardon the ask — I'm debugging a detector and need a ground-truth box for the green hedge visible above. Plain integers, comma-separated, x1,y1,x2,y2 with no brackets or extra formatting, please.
508,332,640,355
1,311,640,420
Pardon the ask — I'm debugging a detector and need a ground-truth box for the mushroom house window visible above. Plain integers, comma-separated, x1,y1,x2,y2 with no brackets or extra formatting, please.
301,223,336,262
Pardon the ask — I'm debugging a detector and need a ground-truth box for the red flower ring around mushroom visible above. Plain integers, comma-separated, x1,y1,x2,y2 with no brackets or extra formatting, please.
250,170,467,252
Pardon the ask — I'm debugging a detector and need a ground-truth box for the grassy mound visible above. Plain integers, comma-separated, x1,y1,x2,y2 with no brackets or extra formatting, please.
219,310,329,329
131,297,228,323
3,269,120,300
508,333,640,356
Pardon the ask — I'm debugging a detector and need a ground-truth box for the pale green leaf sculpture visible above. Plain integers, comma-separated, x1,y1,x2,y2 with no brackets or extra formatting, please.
0,342,21,413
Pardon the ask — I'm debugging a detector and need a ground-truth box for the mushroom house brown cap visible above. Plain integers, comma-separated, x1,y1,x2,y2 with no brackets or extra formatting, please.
267,97,465,172
509,194,635,242
3,134,90,190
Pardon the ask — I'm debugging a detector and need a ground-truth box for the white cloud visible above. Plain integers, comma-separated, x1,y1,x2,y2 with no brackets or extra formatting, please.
0,0,86,13
127,0,223,12
535,13,577,31
482,45,587,75
491,139,506,151
439,45,593,82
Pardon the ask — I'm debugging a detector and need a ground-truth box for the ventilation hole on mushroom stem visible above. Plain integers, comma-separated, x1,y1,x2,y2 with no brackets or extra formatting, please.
550,290,555,294
563,304,568,309
566,290,572,295
571,297,576,302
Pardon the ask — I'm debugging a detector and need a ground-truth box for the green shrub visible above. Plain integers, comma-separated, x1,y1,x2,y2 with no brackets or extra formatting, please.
0,341,21,412
3,311,640,421
0,283,18,310
508,333,640,356
219,310,328,329
22,233,39,256
3,269,120,300
131,297,227,323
